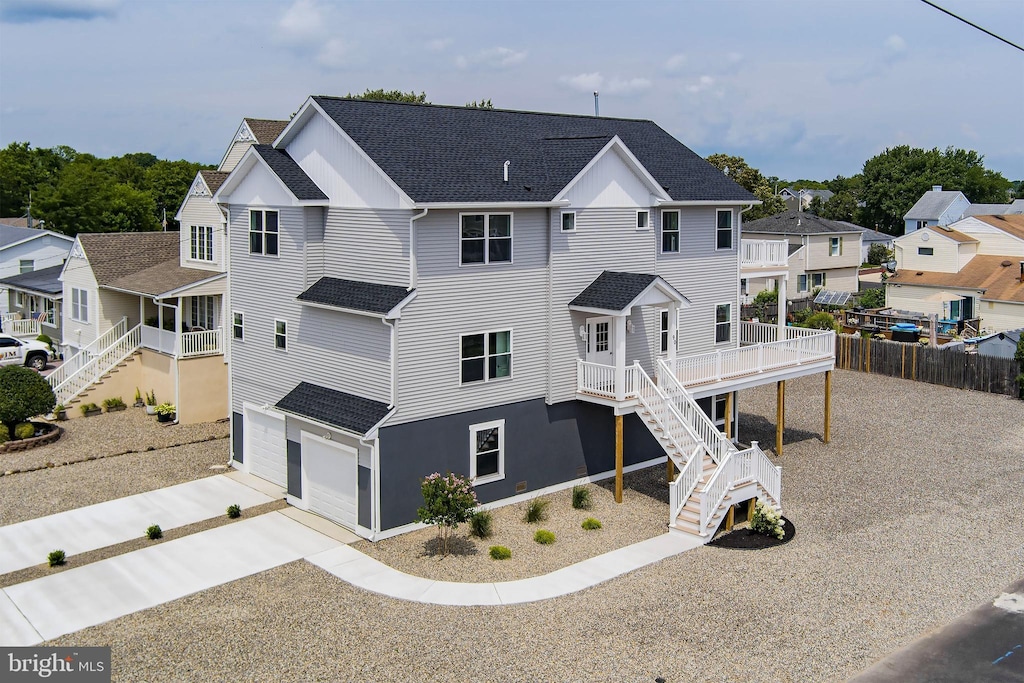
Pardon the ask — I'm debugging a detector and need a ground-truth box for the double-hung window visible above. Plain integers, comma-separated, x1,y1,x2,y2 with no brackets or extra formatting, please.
274,320,287,350
469,419,505,484
232,312,244,340
637,210,649,230
716,209,733,250
460,330,511,383
829,236,842,256
715,303,731,343
811,272,826,288
19,260,33,274
798,274,808,292
71,288,89,323
191,225,214,261
249,210,279,256
662,210,680,253
461,214,512,265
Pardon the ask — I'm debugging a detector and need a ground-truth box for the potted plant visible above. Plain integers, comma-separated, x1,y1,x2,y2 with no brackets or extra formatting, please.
134,387,144,408
145,390,157,415
80,403,101,417
52,404,66,421
154,403,176,423
103,396,127,412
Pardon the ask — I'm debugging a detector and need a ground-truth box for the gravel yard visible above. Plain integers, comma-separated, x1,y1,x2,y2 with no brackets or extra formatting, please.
33,370,1024,681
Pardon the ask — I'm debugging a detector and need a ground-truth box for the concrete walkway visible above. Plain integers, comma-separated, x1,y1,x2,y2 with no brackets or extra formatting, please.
307,531,705,606
0,474,277,575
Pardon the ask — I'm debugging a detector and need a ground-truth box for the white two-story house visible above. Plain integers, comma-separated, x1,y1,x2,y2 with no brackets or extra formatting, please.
214,98,836,541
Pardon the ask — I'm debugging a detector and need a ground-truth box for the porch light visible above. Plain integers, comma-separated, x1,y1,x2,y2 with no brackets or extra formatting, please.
578,325,587,341
626,320,635,334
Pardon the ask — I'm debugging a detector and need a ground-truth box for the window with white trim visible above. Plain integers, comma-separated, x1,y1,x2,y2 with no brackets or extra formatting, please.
190,225,214,261
715,303,731,343
469,419,505,484
660,310,670,353
15,292,25,307
460,330,511,383
190,296,215,330
636,210,649,230
249,210,279,256
716,209,733,250
71,287,89,323
561,211,575,232
662,210,680,252
274,319,287,350
829,236,842,256
918,247,934,256
232,312,244,340
798,274,808,292
460,213,512,264
811,272,826,288
19,260,33,274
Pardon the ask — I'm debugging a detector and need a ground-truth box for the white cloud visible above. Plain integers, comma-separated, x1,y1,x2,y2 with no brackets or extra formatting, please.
885,34,907,54
664,54,687,72
456,46,527,70
426,38,452,52
607,77,652,95
561,72,651,95
278,0,326,44
685,75,715,94
960,122,979,140
317,38,350,69
562,72,604,92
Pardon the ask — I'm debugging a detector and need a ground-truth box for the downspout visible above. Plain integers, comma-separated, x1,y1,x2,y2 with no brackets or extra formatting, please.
154,296,181,425
409,208,428,290
739,203,755,322
224,206,234,466
546,207,553,404
363,315,399,540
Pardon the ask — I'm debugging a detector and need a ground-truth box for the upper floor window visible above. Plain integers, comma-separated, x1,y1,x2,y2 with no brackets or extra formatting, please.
811,272,826,288
191,225,214,261
798,274,808,292
829,236,843,256
249,210,279,256
637,210,649,230
916,220,928,230
561,211,576,232
232,312,244,341
19,260,33,274
461,213,512,265
662,210,680,253
918,247,934,256
716,210,733,250
460,330,511,383
274,319,287,350
715,303,731,343
71,287,89,323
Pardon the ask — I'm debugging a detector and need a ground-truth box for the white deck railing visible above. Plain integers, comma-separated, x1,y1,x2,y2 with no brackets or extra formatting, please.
141,325,177,356
657,359,736,465
180,328,223,358
51,325,141,406
740,239,789,268
698,441,780,536
5,318,41,337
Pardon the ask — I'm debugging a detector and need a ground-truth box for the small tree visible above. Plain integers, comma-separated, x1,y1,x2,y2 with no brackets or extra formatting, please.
866,243,894,266
858,288,886,309
416,472,478,556
752,288,778,321
0,366,55,436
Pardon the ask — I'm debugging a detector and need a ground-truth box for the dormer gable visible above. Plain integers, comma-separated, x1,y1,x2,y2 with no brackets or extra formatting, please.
554,136,671,209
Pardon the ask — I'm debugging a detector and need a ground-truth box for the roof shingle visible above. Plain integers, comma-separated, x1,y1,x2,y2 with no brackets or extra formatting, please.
252,145,328,201
888,255,1024,303
276,382,391,435
570,271,657,311
0,264,63,295
77,233,181,285
742,210,865,235
244,118,289,145
297,277,412,315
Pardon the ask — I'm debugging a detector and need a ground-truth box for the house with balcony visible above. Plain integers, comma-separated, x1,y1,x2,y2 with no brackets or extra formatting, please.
0,265,64,343
0,221,74,317
213,97,837,541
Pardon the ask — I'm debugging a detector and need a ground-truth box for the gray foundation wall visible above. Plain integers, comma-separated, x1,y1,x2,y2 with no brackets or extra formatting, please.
231,412,243,462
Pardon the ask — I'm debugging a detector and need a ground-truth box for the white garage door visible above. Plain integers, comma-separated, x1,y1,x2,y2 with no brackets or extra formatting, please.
243,404,287,488
301,432,357,529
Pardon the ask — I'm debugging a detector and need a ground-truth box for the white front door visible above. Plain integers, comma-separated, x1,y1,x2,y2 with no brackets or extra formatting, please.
243,403,287,487
300,432,358,529
585,316,615,366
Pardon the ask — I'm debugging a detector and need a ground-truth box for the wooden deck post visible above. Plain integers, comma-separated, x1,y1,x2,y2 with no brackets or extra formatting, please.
824,370,832,444
725,504,735,532
724,392,733,440
666,456,675,483
776,380,785,457
615,414,623,503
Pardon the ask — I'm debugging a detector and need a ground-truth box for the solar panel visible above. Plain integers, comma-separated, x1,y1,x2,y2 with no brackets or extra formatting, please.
814,290,851,306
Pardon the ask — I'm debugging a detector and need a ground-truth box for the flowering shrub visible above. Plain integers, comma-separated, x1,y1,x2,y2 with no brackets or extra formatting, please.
750,500,785,540
416,472,478,556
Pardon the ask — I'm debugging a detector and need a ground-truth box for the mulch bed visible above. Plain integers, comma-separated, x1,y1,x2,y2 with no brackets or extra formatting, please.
709,517,796,550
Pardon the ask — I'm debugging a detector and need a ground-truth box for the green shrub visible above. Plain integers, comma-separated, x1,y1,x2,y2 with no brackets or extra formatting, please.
36,334,53,350
857,288,885,309
13,422,34,439
0,424,9,443
571,485,592,510
469,509,493,538
103,397,126,409
226,504,242,519
523,498,550,523
154,403,176,417
533,529,556,545
48,549,66,567
750,500,785,540
0,366,56,433
789,308,812,325
489,545,511,560
79,403,99,415
581,517,602,530
146,524,163,540
804,311,839,331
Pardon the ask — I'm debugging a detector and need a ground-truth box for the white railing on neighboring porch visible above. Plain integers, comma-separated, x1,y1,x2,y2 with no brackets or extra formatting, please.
739,320,824,345
50,325,141,406
141,325,177,355
698,441,780,536
180,328,222,358
740,239,789,268
4,317,41,337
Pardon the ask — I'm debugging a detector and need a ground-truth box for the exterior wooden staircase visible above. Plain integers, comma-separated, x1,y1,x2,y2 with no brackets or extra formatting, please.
48,318,142,406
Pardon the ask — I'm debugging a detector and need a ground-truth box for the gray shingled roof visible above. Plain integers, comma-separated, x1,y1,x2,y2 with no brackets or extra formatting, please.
276,382,390,435
0,264,63,295
742,211,864,235
904,190,965,221
857,227,893,243
297,277,412,315
252,145,328,201
310,97,756,204
570,271,658,311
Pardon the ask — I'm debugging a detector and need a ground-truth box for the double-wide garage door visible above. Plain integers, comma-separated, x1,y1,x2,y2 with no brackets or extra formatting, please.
243,404,287,488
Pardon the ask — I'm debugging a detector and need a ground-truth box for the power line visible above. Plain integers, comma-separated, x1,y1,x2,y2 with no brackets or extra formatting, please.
920,0,1024,53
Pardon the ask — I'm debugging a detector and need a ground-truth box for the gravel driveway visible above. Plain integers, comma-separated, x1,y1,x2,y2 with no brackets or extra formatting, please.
36,370,1024,681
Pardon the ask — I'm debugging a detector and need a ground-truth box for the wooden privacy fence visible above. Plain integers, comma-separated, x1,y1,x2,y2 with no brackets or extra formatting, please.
835,334,1020,396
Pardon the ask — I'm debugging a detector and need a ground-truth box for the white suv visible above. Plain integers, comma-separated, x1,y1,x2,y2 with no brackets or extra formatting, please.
0,334,52,371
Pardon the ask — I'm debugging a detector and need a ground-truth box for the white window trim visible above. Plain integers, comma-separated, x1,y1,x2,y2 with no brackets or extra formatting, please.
811,272,827,288
232,311,244,341
19,260,33,274
661,209,680,253
15,292,25,307
830,236,842,257
469,418,505,485
249,209,280,257
715,302,732,345
918,247,934,256
636,209,650,231
659,310,670,355
273,318,287,351
70,287,89,323
560,210,576,233
458,329,513,385
189,225,215,262
716,209,734,251
458,212,514,266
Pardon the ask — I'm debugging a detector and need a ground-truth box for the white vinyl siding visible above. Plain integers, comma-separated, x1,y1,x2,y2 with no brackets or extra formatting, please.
178,191,227,272
321,208,411,285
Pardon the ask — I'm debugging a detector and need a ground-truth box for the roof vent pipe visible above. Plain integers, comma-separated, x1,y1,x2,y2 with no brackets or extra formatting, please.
594,91,599,117
503,160,510,184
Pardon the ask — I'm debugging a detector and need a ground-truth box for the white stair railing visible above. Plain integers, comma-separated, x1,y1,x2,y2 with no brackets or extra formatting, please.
51,324,142,406
48,317,129,390
657,359,736,465
631,363,702,471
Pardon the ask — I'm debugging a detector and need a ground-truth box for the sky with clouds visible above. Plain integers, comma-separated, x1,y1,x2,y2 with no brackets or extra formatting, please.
1,0,1021,182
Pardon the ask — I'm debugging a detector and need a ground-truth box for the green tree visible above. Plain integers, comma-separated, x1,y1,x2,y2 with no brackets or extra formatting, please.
33,156,113,234
416,472,478,556
806,195,824,215
144,159,210,230
866,243,893,266
465,99,494,109
345,88,429,103
819,191,858,222
0,366,56,434
101,184,159,232
858,288,886,308
705,154,787,220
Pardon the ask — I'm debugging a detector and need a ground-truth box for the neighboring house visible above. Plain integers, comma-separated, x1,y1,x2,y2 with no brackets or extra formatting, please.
971,327,1022,359
0,265,64,343
963,201,1024,217
0,222,74,316
741,210,863,303
887,217,1024,333
903,185,971,234
779,188,833,212
213,97,837,542
857,226,894,264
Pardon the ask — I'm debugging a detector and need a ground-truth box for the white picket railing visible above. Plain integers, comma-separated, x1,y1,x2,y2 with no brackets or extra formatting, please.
180,328,223,358
632,362,702,468
669,455,703,523
657,359,736,465
740,239,789,267
51,325,142,406
5,318,40,337
576,360,619,400
47,318,129,391
697,440,780,536
739,320,825,345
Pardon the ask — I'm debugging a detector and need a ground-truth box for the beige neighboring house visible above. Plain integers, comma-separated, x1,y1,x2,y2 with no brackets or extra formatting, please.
887,216,1024,333
741,210,863,304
